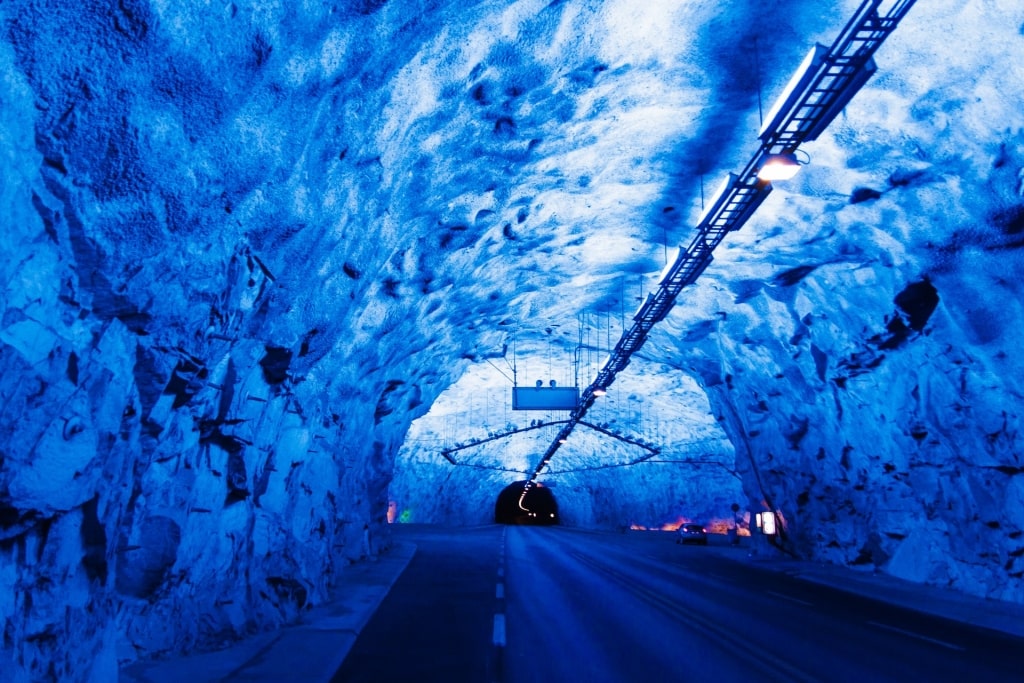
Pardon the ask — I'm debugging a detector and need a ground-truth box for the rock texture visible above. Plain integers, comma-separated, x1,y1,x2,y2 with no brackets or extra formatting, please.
1,1,1023,681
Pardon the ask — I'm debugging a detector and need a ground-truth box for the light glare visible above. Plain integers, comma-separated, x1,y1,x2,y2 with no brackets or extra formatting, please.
757,154,801,181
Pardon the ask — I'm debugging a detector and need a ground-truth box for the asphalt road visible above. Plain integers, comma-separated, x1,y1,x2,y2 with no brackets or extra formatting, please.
333,524,1023,682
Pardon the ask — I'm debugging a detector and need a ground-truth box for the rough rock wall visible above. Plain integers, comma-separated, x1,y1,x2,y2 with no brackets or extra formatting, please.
5,0,640,675
668,17,1024,600
703,203,1024,601
2,0,1023,680
0,3,470,680
702,255,1024,601
549,464,744,531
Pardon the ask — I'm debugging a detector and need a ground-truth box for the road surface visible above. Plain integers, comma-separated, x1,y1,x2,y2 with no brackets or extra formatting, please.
333,524,1022,682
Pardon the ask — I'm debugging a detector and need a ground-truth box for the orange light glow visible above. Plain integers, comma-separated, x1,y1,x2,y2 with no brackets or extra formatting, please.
662,517,693,532
387,501,398,524
633,515,753,536
703,519,734,535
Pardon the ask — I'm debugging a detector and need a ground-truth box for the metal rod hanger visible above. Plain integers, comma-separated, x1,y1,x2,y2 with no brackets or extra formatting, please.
440,418,658,463
543,457,739,477
440,420,572,461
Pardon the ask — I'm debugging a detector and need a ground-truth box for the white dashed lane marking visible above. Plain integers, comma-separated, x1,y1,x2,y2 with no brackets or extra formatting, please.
493,614,507,647
493,531,507,683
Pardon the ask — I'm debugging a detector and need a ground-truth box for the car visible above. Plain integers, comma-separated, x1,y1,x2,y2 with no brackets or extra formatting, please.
676,523,708,545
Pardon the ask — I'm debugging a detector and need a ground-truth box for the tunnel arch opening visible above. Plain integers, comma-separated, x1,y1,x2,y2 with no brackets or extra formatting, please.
495,480,559,525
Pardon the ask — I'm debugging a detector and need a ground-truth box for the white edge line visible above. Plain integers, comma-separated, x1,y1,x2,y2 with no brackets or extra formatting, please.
765,589,814,607
493,614,506,647
867,621,965,651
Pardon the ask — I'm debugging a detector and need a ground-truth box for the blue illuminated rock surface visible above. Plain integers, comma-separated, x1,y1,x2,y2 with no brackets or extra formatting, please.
1,1,1023,679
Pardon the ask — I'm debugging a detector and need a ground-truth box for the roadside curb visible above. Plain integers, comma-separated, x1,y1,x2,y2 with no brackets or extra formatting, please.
713,545,1024,642
120,542,417,683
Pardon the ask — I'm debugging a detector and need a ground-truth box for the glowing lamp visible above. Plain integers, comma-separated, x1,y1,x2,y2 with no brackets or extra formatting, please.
757,153,802,181
757,511,777,536
593,388,607,396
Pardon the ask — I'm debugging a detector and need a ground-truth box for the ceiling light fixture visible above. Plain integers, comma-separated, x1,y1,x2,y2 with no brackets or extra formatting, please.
757,151,807,182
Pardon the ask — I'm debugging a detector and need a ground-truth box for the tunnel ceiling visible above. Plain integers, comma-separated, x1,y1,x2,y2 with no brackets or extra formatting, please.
3,0,1024,677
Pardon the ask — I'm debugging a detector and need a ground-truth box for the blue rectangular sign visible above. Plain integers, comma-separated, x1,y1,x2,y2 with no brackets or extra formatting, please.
512,386,579,411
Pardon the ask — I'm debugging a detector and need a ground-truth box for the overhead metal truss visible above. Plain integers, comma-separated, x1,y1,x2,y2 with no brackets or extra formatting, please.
523,0,918,483
440,418,659,470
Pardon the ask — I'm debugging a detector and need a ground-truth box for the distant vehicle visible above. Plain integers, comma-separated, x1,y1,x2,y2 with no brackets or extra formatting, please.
676,523,708,545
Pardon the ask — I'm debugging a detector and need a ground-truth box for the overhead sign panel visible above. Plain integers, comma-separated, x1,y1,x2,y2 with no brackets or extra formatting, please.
512,387,579,411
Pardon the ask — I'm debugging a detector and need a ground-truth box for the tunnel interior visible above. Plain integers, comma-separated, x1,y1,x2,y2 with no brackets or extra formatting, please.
3,1,1024,679
495,481,559,525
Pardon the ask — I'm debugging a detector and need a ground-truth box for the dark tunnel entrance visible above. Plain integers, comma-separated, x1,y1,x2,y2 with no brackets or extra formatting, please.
495,481,559,525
